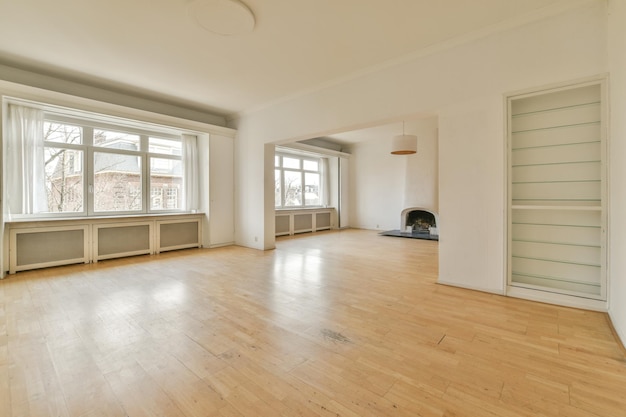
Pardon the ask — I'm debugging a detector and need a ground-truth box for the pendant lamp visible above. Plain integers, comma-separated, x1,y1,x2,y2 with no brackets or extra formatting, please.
391,121,417,155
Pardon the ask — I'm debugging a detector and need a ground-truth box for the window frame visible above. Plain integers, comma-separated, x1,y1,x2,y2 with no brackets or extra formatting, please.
275,152,323,209
39,113,185,218
43,119,87,216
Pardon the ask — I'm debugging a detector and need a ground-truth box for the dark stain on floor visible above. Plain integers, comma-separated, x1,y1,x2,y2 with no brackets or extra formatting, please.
321,328,351,343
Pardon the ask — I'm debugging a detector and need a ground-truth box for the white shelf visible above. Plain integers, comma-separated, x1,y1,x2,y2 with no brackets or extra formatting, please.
512,205,602,211
508,80,606,302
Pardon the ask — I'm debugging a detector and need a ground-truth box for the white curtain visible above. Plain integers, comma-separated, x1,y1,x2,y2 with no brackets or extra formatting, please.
5,104,47,217
182,134,199,212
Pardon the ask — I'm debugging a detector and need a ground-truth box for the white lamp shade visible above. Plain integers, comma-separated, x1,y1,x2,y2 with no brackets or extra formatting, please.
391,134,417,155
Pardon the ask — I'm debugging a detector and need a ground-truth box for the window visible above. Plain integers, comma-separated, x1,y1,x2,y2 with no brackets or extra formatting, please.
6,102,197,218
149,137,183,211
93,151,142,212
44,122,84,213
275,153,323,208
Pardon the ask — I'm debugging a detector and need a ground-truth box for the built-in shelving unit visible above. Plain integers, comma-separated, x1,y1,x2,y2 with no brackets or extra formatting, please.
507,81,606,302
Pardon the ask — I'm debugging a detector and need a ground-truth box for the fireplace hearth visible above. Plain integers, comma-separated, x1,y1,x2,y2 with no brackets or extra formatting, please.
379,207,439,241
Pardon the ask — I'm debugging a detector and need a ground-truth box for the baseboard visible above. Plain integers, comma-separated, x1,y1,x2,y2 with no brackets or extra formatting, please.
507,286,607,312
208,241,235,248
607,312,626,356
437,279,505,295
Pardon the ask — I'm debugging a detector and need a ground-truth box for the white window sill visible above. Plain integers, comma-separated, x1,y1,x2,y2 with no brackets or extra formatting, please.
6,212,204,226
275,207,334,212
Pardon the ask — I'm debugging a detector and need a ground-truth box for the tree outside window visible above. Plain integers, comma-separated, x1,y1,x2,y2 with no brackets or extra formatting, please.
44,122,84,213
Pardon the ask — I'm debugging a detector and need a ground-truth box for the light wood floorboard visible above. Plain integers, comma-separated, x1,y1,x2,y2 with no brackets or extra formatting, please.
1,229,625,417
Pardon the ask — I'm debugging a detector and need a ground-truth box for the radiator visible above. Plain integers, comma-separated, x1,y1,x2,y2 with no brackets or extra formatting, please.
10,225,90,273
293,213,313,233
157,219,201,252
316,212,331,230
275,215,290,236
275,209,335,236
94,222,153,261
7,215,203,273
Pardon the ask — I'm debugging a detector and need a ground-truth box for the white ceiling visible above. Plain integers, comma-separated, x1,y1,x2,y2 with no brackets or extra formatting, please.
0,0,576,118
323,119,429,146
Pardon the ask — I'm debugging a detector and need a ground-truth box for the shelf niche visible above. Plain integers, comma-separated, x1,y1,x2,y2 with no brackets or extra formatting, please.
508,81,606,301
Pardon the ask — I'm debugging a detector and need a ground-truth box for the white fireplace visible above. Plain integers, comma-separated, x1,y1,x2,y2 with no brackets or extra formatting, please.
401,207,439,235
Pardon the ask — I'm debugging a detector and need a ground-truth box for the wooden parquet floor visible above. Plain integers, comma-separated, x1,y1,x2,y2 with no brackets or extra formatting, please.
1,229,625,417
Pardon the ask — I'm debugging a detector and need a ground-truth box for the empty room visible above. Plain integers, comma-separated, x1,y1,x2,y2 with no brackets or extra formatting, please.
1,0,626,416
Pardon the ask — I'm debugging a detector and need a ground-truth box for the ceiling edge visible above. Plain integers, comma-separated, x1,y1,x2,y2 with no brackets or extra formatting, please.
232,0,601,120
0,61,228,127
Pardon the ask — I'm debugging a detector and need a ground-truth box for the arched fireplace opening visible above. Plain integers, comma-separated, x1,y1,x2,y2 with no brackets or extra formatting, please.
402,208,438,232
380,207,439,240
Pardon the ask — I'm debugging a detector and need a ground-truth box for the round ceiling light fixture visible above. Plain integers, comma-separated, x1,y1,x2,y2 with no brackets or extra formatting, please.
188,0,255,36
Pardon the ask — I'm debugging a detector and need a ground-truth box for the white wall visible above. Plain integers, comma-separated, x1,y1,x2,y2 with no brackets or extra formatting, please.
339,157,350,228
403,119,439,213
233,124,266,249
438,96,506,293
349,138,406,231
608,0,626,345
349,117,438,231
208,134,235,247
233,2,608,298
